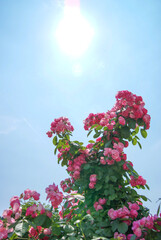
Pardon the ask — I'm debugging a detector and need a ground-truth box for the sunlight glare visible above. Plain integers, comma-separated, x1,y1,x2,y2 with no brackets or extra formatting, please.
56,8,94,58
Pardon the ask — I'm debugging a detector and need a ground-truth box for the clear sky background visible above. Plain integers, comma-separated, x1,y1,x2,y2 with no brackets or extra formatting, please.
0,0,161,215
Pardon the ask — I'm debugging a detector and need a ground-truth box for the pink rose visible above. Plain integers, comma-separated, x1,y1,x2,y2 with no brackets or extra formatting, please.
118,116,126,125
98,198,106,205
43,228,51,235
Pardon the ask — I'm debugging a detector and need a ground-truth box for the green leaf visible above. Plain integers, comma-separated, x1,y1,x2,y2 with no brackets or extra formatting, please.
120,126,131,139
104,190,109,196
130,234,136,240
83,214,94,223
111,220,119,232
64,201,69,209
7,232,18,240
132,138,137,145
53,136,58,146
135,126,139,134
52,227,61,236
34,214,52,228
141,129,147,138
105,175,110,183
128,119,136,129
15,221,29,237
87,129,92,137
61,158,68,167
83,164,90,170
131,131,136,136
98,171,103,180
140,195,148,201
157,203,161,216
137,141,142,149
104,140,112,148
64,224,74,233
95,184,102,191
109,194,117,201
93,132,101,138
96,125,103,130
145,184,150,190
110,176,117,182
54,147,58,155
126,163,133,171
88,140,95,143
137,118,144,126
118,222,128,234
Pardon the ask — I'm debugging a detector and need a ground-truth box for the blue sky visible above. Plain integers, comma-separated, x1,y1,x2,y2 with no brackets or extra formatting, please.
0,0,161,215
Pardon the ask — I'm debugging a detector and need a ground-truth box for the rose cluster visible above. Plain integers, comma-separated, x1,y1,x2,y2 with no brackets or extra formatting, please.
89,174,97,189
94,198,106,211
59,195,79,220
67,154,87,180
22,188,40,201
46,116,74,137
0,220,8,240
130,175,146,187
25,203,52,218
114,90,151,129
84,90,151,131
29,226,51,240
108,202,140,225
132,215,158,238
45,183,63,209
60,178,73,193
104,142,125,165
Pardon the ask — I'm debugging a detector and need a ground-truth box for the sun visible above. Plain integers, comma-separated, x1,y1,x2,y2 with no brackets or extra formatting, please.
55,8,94,58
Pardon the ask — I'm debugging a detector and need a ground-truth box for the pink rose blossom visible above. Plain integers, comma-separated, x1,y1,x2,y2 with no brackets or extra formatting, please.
118,116,126,125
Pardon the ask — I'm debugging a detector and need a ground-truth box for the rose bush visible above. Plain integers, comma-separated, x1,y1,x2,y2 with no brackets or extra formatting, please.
1,90,161,240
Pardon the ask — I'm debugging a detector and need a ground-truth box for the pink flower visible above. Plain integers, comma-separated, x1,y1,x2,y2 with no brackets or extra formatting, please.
86,209,91,214
49,117,74,134
130,176,146,187
43,228,51,235
3,209,13,219
26,204,37,218
118,116,126,125
124,141,129,148
130,209,138,218
90,174,97,182
107,159,115,165
46,131,53,138
46,183,63,209
46,211,52,218
111,149,120,160
29,226,42,239
100,157,106,165
128,202,140,211
37,203,45,214
127,234,134,240
89,183,95,189
98,198,106,205
0,227,8,239
10,196,20,208
104,147,111,156
96,137,102,142
94,202,103,211
10,196,20,213
108,208,117,220
114,232,126,240
32,191,40,201
23,189,40,201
